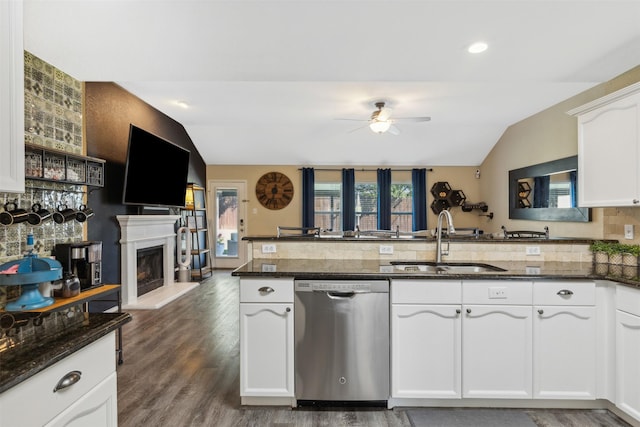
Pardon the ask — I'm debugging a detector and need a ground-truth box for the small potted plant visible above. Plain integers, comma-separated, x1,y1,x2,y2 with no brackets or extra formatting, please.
620,243,640,267
590,241,615,264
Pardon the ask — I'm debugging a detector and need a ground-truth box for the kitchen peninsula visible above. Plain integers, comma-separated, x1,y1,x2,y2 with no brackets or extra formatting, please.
233,235,640,427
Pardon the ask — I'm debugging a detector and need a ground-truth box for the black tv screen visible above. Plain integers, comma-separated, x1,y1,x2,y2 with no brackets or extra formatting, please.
122,124,191,208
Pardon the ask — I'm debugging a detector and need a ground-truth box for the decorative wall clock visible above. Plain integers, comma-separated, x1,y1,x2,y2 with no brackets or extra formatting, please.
255,171,294,210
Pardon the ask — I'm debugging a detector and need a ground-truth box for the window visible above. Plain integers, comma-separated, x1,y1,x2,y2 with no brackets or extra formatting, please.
311,169,423,232
314,182,341,231
391,183,413,232
355,183,377,229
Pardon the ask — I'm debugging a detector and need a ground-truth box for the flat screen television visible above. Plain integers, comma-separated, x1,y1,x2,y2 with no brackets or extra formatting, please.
122,124,191,208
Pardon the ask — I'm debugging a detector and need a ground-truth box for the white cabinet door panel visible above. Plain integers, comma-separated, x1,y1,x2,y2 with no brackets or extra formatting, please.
616,309,640,422
240,303,294,397
462,304,532,399
534,306,596,399
391,304,461,398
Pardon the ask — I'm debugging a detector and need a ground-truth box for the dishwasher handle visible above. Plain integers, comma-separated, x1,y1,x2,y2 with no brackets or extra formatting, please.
322,291,367,299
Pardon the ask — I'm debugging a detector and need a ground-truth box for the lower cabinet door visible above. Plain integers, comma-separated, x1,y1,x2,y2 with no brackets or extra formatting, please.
240,303,294,397
462,305,532,399
46,372,118,427
533,306,596,399
616,310,640,422
391,304,462,398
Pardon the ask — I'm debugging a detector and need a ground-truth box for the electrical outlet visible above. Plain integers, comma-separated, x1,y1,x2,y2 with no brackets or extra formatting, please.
526,266,541,275
261,244,277,254
526,246,541,256
488,287,507,299
379,245,394,255
624,224,634,240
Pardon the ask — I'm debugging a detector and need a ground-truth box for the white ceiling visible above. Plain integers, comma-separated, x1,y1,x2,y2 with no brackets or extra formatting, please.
23,0,640,166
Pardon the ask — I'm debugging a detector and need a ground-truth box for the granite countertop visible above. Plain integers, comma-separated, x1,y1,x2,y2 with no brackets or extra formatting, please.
242,235,602,244
232,258,640,288
0,309,132,394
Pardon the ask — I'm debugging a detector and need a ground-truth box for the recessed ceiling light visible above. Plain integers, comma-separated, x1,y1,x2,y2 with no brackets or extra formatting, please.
468,42,488,54
176,100,189,108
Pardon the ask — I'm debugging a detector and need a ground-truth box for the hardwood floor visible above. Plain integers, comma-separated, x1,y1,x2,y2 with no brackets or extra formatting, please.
116,271,632,427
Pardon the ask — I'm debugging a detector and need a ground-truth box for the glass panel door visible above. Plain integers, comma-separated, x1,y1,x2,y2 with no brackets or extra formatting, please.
209,180,247,269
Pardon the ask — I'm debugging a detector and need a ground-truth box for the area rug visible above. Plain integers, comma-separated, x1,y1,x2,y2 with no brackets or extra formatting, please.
405,408,537,427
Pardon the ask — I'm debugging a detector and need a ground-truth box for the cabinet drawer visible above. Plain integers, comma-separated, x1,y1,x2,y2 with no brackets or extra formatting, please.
533,281,595,306
463,280,532,305
240,279,294,303
0,333,115,427
391,280,461,304
617,284,640,316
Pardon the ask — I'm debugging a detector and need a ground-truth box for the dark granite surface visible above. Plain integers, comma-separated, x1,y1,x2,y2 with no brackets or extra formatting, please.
232,258,640,288
0,309,131,394
243,235,604,244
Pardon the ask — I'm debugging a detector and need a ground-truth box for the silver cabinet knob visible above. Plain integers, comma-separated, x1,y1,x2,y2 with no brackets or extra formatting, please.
466,308,472,314
286,307,291,313
538,309,544,315
456,309,461,314
633,199,639,204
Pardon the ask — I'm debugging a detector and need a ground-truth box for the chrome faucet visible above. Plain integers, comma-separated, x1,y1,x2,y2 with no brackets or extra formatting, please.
436,209,456,263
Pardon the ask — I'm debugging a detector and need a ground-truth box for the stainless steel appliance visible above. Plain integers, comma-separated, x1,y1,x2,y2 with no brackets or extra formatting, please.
294,279,389,405
53,241,102,290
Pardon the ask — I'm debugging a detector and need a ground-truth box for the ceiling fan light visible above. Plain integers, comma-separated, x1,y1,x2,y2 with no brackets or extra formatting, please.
369,120,391,134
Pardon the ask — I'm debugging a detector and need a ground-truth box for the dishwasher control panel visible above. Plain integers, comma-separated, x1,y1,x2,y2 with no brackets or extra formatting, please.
295,280,389,293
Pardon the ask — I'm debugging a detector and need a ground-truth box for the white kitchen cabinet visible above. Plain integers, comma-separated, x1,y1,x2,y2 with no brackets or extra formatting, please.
0,0,25,193
391,280,462,398
462,281,533,399
533,281,596,400
239,278,294,402
616,284,640,423
568,82,640,207
0,333,117,427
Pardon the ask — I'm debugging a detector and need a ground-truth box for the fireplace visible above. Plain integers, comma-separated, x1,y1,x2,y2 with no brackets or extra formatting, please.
137,245,164,296
117,215,199,309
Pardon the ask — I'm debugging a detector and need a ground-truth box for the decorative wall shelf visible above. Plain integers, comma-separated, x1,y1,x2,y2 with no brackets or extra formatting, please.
24,143,105,187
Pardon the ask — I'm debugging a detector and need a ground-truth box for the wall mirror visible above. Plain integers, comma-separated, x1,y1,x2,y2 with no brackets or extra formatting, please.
509,155,591,222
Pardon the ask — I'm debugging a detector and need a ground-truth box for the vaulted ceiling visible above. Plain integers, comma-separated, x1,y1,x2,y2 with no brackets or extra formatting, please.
23,0,640,166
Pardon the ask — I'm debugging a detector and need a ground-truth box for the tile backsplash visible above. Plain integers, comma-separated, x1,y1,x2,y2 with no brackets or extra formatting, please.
1,53,85,307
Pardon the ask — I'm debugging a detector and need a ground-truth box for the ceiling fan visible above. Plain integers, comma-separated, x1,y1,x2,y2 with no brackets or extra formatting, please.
338,101,431,135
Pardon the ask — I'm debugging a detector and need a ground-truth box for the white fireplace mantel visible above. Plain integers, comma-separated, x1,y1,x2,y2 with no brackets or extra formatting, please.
117,215,198,309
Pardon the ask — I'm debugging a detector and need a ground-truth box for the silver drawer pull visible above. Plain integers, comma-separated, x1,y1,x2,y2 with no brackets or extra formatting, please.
557,289,574,296
538,309,544,315
53,370,82,392
258,286,274,294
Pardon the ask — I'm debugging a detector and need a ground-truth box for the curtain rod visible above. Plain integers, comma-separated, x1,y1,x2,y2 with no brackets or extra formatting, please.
298,168,433,172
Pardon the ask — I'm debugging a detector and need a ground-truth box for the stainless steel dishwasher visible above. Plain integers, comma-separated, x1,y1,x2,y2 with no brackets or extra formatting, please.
294,279,389,405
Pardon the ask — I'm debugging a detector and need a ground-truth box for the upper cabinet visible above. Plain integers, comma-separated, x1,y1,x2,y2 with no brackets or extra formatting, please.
568,82,640,207
0,0,24,193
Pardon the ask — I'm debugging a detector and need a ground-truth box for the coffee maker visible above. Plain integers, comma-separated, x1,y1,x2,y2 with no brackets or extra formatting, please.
54,241,102,290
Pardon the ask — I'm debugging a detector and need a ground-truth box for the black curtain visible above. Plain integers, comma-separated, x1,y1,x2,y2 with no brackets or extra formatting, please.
342,168,355,231
412,168,427,231
533,175,550,208
377,168,392,230
301,167,315,228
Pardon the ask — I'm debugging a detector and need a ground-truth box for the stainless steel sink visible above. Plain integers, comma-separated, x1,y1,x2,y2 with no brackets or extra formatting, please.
391,262,507,274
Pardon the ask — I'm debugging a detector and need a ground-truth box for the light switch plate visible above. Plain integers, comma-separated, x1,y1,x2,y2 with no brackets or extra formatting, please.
624,224,634,240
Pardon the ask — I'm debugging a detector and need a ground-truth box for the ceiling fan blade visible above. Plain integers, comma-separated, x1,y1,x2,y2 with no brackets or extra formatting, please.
348,124,369,133
377,107,393,121
393,116,431,122
388,124,400,135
